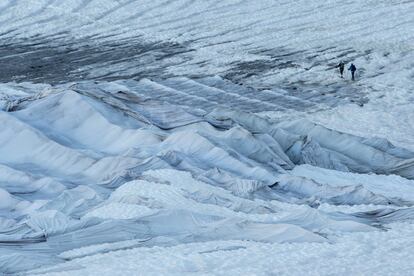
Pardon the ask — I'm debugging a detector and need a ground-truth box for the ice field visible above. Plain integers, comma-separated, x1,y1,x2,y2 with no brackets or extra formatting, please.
0,0,414,275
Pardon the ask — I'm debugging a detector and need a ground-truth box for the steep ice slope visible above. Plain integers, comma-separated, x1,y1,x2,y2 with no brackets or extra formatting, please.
0,0,414,275
0,82,414,274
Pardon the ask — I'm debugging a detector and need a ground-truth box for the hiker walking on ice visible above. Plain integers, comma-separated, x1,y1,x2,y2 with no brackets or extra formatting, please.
337,61,345,78
348,63,357,81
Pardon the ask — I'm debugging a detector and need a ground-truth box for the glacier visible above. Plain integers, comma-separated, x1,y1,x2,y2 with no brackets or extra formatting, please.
0,0,414,275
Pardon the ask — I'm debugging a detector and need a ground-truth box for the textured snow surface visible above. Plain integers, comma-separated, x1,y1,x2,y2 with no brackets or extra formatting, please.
30,223,414,276
1,0,414,275
1,80,414,275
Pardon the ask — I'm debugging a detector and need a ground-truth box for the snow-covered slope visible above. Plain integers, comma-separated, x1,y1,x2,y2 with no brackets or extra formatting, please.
0,0,413,97
1,0,414,275
1,80,414,274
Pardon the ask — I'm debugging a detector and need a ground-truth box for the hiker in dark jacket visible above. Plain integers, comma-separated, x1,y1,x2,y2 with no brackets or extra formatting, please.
348,63,357,80
338,61,345,78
